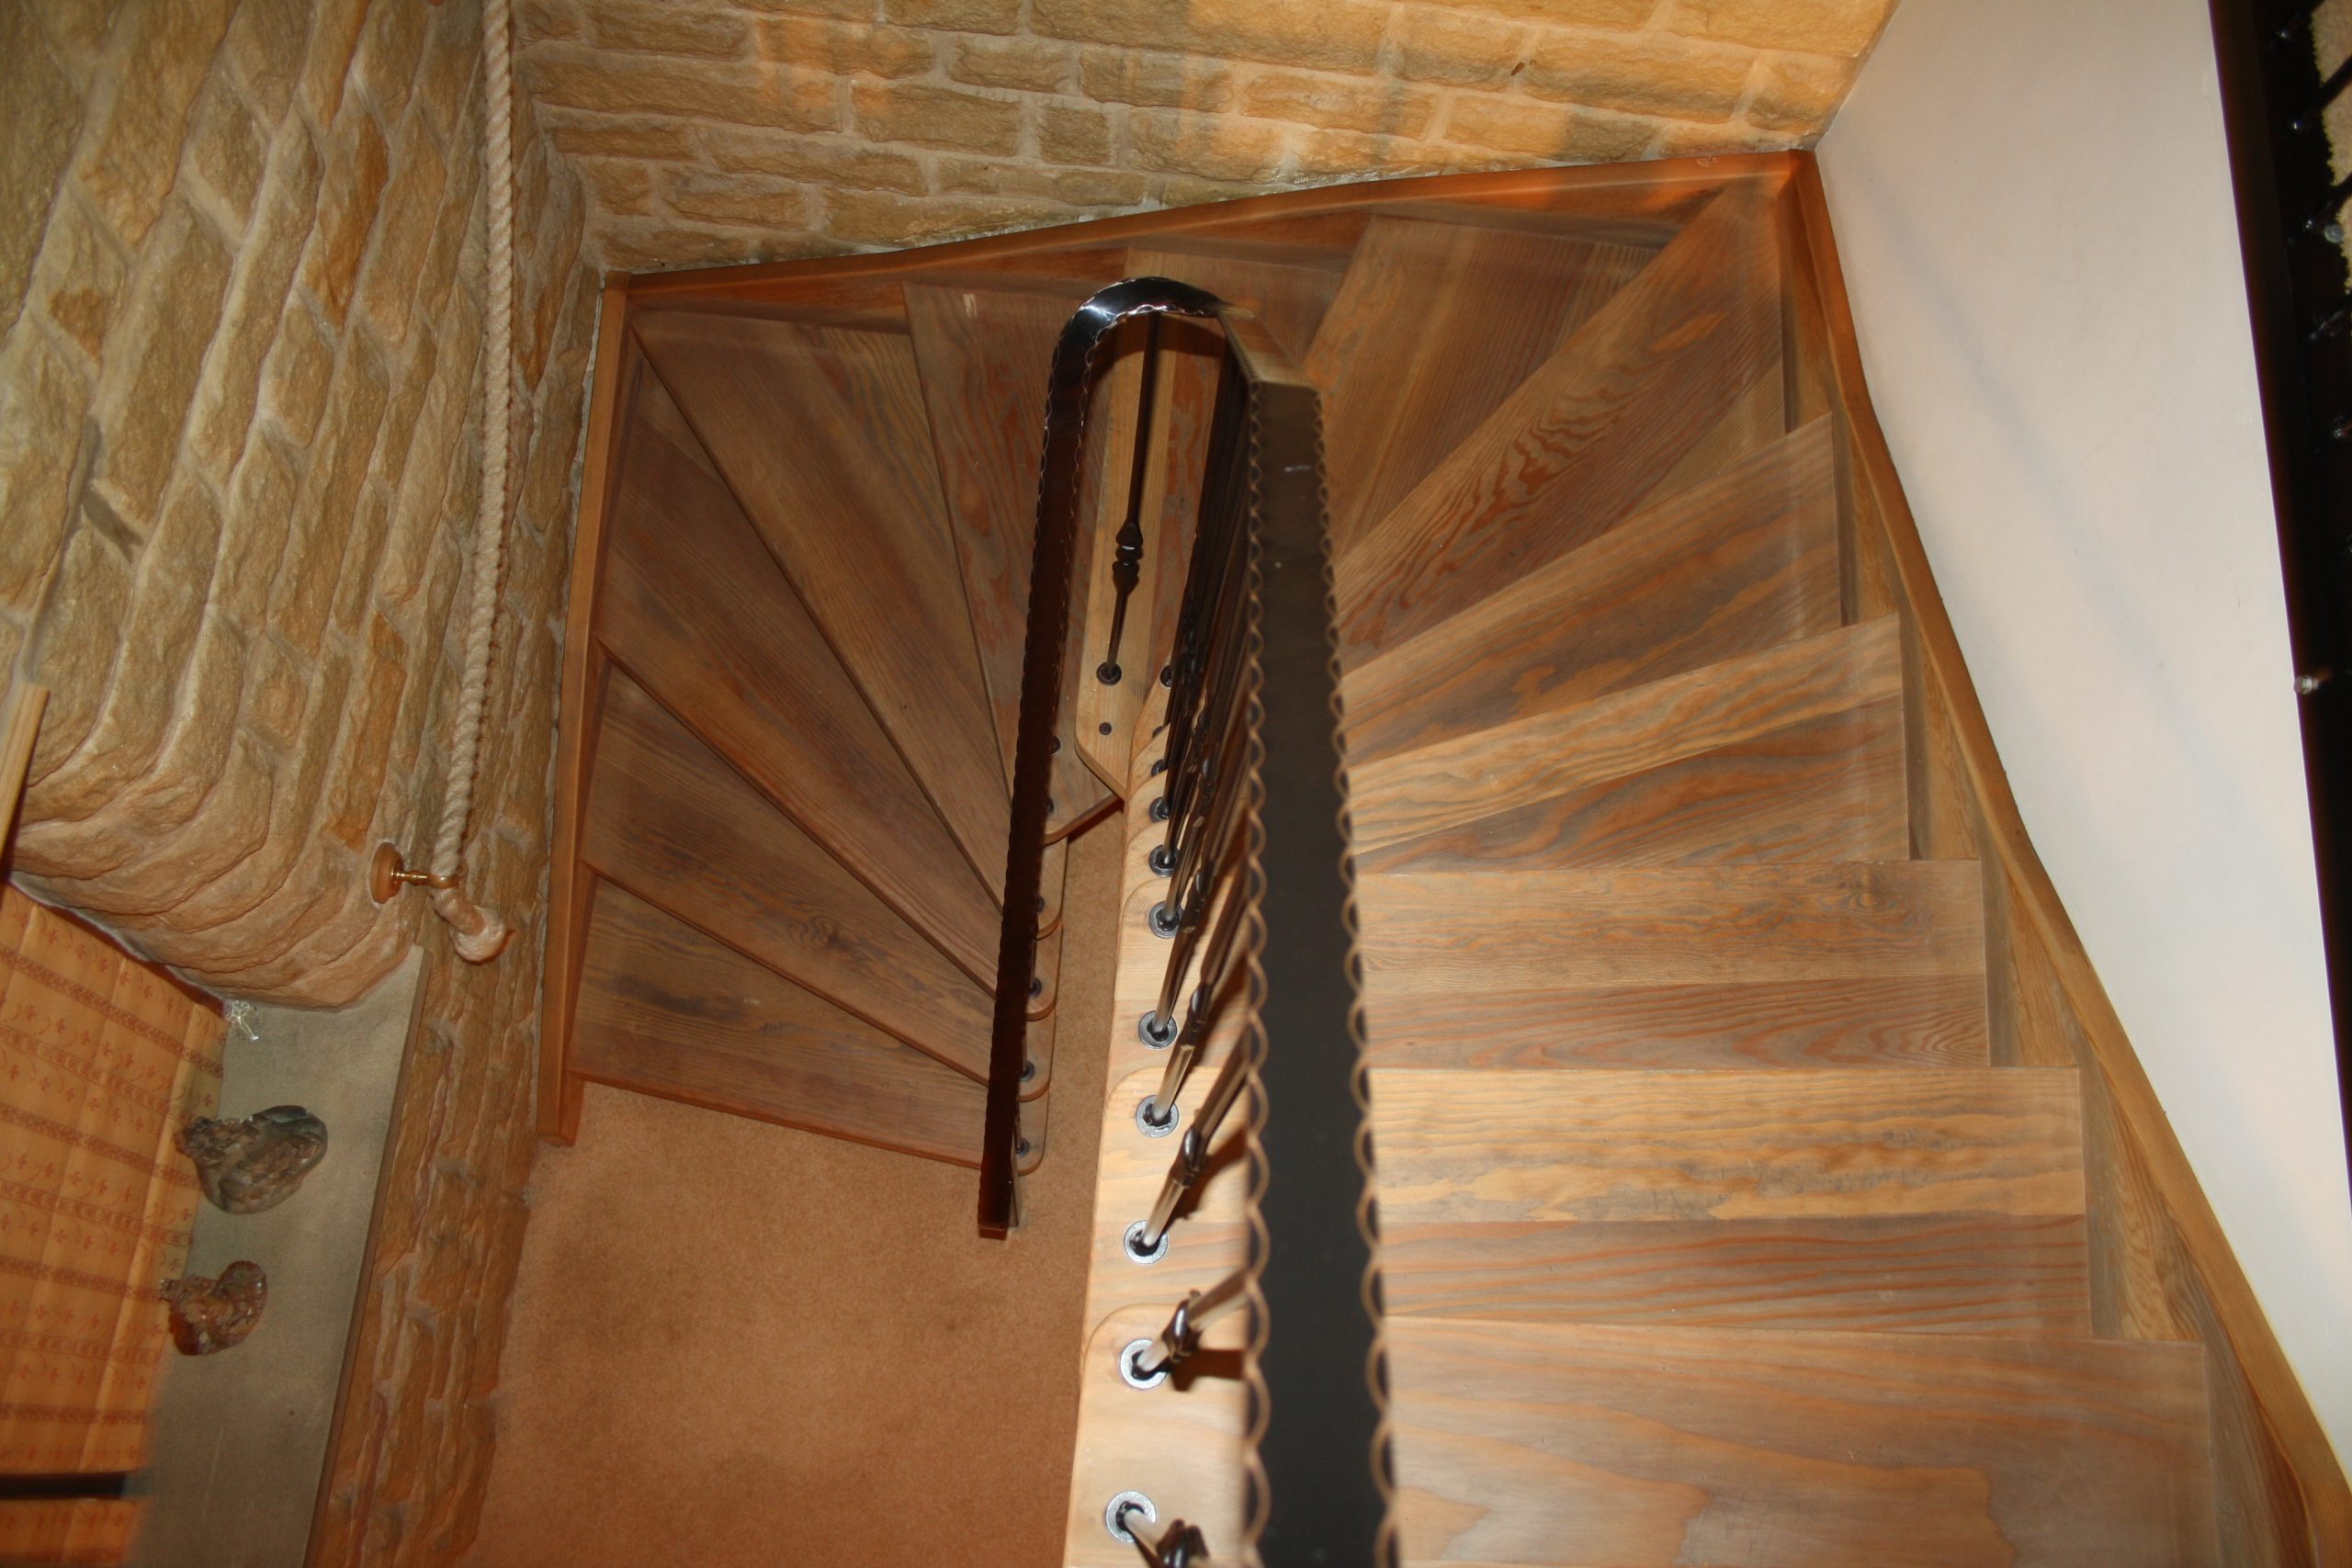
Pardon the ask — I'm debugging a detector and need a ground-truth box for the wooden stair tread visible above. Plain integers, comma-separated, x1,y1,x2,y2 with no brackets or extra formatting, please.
1368,1066,2084,1224
582,668,992,1079
1389,1317,2217,1568
632,310,1012,899
1381,1214,2092,1335
1341,416,1845,761
1352,617,1905,864
1306,215,1650,558
593,372,1001,987
573,883,984,1166
1359,861,1986,995
1338,183,1784,656
1367,974,1990,1070
1125,244,1341,368
903,283,1116,833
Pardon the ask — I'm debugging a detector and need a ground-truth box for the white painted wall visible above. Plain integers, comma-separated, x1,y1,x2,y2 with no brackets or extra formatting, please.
1820,0,2352,1459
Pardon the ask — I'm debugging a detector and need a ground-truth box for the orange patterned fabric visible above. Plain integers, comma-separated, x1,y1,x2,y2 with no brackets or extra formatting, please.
0,884,221,1483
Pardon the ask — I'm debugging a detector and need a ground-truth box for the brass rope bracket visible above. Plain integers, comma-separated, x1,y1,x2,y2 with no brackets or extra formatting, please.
368,843,457,902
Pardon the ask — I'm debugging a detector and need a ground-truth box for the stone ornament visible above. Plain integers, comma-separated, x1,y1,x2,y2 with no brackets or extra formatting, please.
176,1105,329,1215
160,1261,267,1357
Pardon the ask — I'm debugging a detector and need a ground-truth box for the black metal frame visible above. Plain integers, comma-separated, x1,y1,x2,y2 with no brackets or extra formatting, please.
2209,0,2352,1197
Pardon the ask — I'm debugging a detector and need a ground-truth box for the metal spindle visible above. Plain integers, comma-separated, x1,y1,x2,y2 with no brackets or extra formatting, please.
1106,1495,1217,1568
1120,1270,1250,1387
1156,500,1254,828
1097,319,1164,688
1152,722,1251,941
1137,900,1249,1130
1125,1021,1254,1262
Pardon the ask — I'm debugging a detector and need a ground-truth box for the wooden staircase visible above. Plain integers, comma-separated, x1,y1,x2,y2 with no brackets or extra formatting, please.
541,154,2351,1565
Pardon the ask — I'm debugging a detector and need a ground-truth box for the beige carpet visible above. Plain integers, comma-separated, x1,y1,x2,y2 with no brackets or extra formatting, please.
468,819,1121,1567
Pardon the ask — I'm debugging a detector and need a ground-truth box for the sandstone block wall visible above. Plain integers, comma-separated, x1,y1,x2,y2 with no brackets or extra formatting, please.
2,2,597,1563
2,0,595,1012
515,0,1899,270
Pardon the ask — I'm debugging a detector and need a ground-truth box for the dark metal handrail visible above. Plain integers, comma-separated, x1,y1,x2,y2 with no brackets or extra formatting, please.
982,279,1394,1565
2210,0,2352,1201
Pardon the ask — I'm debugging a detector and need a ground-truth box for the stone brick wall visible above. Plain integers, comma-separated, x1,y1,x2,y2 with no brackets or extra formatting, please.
515,0,1899,271
2,2,597,1563
2,0,595,1011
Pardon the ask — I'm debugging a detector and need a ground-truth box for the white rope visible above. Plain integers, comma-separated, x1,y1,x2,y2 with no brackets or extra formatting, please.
426,0,514,964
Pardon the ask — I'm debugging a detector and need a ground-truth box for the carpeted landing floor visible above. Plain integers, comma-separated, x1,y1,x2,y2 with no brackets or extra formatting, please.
468,819,1122,1567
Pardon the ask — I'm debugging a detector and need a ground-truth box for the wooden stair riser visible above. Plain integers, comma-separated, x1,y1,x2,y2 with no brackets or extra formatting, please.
1351,616,1907,867
1369,1067,2086,1225
1340,414,1846,763
1380,1214,2092,1335
1358,861,1988,998
1389,1318,2216,1568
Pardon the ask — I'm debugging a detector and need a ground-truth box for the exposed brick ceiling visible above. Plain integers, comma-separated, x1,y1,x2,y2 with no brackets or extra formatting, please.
514,0,1900,272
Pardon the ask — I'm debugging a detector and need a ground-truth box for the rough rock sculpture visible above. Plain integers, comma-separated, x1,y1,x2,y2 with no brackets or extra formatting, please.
176,1105,329,1214
160,1261,268,1356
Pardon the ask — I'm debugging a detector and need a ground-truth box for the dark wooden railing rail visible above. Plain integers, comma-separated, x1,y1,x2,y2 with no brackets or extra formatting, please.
980,279,1394,1566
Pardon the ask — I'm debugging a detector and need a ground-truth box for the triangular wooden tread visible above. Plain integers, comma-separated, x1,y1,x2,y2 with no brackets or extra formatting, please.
1352,617,1906,871
594,370,1001,987
903,283,1115,836
1340,417,1845,762
1367,1067,2083,1225
572,884,986,1167
1338,182,1784,656
1381,1213,2091,1335
582,668,992,1080
633,310,1012,901
1389,1317,2217,1567
1306,215,1652,560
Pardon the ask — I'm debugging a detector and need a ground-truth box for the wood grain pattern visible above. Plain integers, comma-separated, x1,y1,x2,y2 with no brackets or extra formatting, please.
1784,156,2349,1558
1125,245,1341,367
1388,1317,2217,1568
1340,416,1843,761
1365,974,1990,1070
573,883,984,1166
594,368,1001,986
632,310,1012,897
582,668,992,1078
1306,216,1650,557
1369,1067,2085,1224
1351,616,1904,859
1358,861,1985,998
1381,1214,2091,1334
904,282,1065,785
1061,1307,1251,1568
1338,183,1784,655
539,285,635,1142
1363,701,1905,874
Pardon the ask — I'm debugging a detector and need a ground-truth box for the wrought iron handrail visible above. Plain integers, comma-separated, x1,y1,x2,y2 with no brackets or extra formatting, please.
981,279,1394,1565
